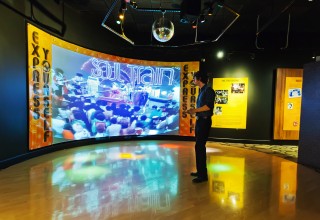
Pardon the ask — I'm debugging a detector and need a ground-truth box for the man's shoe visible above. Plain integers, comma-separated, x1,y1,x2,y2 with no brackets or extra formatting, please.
190,172,198,177
192,177,208,183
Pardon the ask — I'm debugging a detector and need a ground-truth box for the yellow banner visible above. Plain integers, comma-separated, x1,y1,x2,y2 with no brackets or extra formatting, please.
28,23,53,150
283,77,303,130
212,78,248,129
179,63,199,136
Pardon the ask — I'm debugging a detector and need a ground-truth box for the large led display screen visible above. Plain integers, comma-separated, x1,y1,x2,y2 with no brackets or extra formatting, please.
27,23,199,150
51,46,180,141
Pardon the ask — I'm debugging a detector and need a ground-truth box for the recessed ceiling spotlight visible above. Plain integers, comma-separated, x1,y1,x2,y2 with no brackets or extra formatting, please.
217,51,224,59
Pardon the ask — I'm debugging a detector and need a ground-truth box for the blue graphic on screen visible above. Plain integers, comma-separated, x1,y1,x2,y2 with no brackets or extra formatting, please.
51,45,180,143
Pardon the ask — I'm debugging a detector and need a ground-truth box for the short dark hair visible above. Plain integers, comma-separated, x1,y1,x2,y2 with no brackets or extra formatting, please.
95,112,105,121
193,71,208,84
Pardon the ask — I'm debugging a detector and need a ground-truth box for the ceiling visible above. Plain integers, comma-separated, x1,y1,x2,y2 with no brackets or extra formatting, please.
60,0,320,49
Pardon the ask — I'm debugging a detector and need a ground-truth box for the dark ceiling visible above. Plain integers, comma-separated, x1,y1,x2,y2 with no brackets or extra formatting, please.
1,0,318,50
61,0,320,49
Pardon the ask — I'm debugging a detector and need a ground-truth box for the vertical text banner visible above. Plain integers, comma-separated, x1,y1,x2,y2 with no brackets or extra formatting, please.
28,23,53,149
27,23,199,149
179,63,199,136
212,78,248,129
283,77,303,130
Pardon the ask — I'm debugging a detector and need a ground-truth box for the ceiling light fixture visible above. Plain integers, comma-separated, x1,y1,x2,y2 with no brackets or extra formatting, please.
208,7,214,16
217,0,225,8
118,11,124,20
101,0,240,47
129,0,137,9
199,14,206,23
191,20,198,29
118,0,126,20
120,0,127,11
217,51,224,59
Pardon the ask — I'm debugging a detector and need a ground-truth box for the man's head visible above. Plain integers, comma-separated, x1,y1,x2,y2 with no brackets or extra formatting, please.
193,71,208,86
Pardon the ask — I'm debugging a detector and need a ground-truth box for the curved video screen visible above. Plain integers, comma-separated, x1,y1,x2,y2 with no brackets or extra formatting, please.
51,45,180,143
27,23,199,150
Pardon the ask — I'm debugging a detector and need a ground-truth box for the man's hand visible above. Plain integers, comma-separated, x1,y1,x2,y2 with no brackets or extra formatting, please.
187,105,210,115
187,108,196,115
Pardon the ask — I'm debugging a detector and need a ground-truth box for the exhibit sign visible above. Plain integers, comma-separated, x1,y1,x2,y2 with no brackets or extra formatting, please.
283,77,303,130
212,78,248,129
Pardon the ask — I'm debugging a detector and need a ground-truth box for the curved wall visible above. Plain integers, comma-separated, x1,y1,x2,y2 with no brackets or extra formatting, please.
0,1,201,168
0,1,315,168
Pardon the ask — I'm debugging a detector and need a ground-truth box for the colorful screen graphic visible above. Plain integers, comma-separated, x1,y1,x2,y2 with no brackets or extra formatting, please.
51,46,181,143
27,23,199,150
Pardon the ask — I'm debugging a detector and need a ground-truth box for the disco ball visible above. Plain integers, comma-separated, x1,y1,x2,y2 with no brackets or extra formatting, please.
152,17,174,42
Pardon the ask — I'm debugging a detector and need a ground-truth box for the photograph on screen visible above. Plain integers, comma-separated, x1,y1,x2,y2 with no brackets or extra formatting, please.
51,45,181,143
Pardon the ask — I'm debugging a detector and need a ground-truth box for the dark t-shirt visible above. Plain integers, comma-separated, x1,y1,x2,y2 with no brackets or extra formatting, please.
196,85,215,117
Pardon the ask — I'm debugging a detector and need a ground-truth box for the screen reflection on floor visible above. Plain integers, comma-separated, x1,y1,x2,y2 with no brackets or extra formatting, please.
28,143,298,219
30,143,178,219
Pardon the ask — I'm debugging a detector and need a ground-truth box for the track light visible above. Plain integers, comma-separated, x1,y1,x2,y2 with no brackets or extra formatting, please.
121,0,127,11
118,1,126,21
199,14,206,23
208,7,214,16
217,0,224,8
191,20,197,29
130,0,137,9
118,10,124,20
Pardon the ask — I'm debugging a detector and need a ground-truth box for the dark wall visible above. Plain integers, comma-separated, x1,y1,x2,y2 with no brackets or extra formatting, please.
0,3,29,162
0,0,315,167
0,1,125,163
0,1,201,166
298,62,320,170
202,43,313,141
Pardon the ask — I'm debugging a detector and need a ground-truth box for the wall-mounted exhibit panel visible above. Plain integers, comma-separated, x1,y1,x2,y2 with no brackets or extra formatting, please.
273,68,303,140
27,23,199,150
212,78,248,129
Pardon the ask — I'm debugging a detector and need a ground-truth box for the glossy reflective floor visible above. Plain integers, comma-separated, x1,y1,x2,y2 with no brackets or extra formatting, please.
0,140,319,220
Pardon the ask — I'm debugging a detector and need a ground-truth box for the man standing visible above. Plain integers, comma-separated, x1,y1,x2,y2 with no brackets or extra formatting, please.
187,71,215,183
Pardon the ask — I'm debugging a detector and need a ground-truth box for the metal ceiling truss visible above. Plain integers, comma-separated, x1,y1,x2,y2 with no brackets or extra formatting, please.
101,0,240,47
